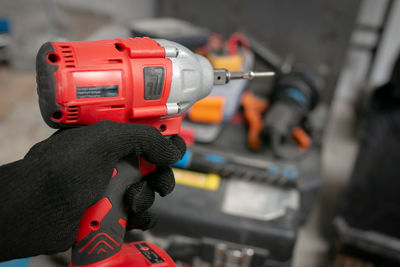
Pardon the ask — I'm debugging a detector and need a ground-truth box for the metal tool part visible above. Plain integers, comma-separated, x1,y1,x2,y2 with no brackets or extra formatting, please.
225,250,242,267
213,68,275,85
241,248,254,267
230,71,275,80
214,243,228,267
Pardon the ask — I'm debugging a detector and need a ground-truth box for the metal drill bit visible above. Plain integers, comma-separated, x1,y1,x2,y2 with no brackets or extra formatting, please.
213,68,275,85
230,71,275,80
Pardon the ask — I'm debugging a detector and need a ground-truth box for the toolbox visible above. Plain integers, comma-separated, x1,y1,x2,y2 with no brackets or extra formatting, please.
148,122,322,266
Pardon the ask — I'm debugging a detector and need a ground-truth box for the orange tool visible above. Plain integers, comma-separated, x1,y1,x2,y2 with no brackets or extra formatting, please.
241,90,269,150
188,96,226,124
292,126,312,151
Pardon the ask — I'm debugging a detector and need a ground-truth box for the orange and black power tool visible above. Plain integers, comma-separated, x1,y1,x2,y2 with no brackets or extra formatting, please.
36,37,271,267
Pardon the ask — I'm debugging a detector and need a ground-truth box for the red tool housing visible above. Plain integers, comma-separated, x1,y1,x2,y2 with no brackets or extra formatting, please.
36,37,181,135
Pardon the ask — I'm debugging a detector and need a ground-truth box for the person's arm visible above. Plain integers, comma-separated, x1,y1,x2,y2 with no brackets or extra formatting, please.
0,120,185,262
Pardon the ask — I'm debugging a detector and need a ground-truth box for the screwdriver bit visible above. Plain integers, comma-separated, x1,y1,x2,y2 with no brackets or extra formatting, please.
213,68,275,85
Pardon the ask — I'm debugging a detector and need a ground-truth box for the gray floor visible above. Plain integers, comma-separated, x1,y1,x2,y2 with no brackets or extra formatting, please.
0,67,359,267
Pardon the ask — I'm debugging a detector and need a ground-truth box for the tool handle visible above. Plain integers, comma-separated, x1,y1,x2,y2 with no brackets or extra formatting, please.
71,159,154,266
175,149,297,187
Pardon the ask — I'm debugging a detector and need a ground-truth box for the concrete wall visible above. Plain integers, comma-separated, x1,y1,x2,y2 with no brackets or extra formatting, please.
0,0,155,70
334,0,400,103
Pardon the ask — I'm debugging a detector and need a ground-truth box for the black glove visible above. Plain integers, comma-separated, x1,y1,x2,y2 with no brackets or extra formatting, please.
0,120,186,261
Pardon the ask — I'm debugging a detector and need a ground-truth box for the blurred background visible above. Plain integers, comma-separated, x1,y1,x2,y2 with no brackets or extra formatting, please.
0,0,400,266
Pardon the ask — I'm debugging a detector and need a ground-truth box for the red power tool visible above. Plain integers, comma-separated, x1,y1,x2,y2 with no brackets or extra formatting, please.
36,37,271,267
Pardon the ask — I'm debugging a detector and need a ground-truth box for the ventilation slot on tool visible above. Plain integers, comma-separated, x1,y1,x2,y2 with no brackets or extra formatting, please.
66,106,79,121
108,59,123,64
110,105,125,109
58,45,76,68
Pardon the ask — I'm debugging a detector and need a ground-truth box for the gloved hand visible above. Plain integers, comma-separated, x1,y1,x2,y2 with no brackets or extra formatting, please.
0,120,186,261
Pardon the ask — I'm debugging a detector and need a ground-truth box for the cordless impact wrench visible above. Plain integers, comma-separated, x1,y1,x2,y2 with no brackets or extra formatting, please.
36,37,272,267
